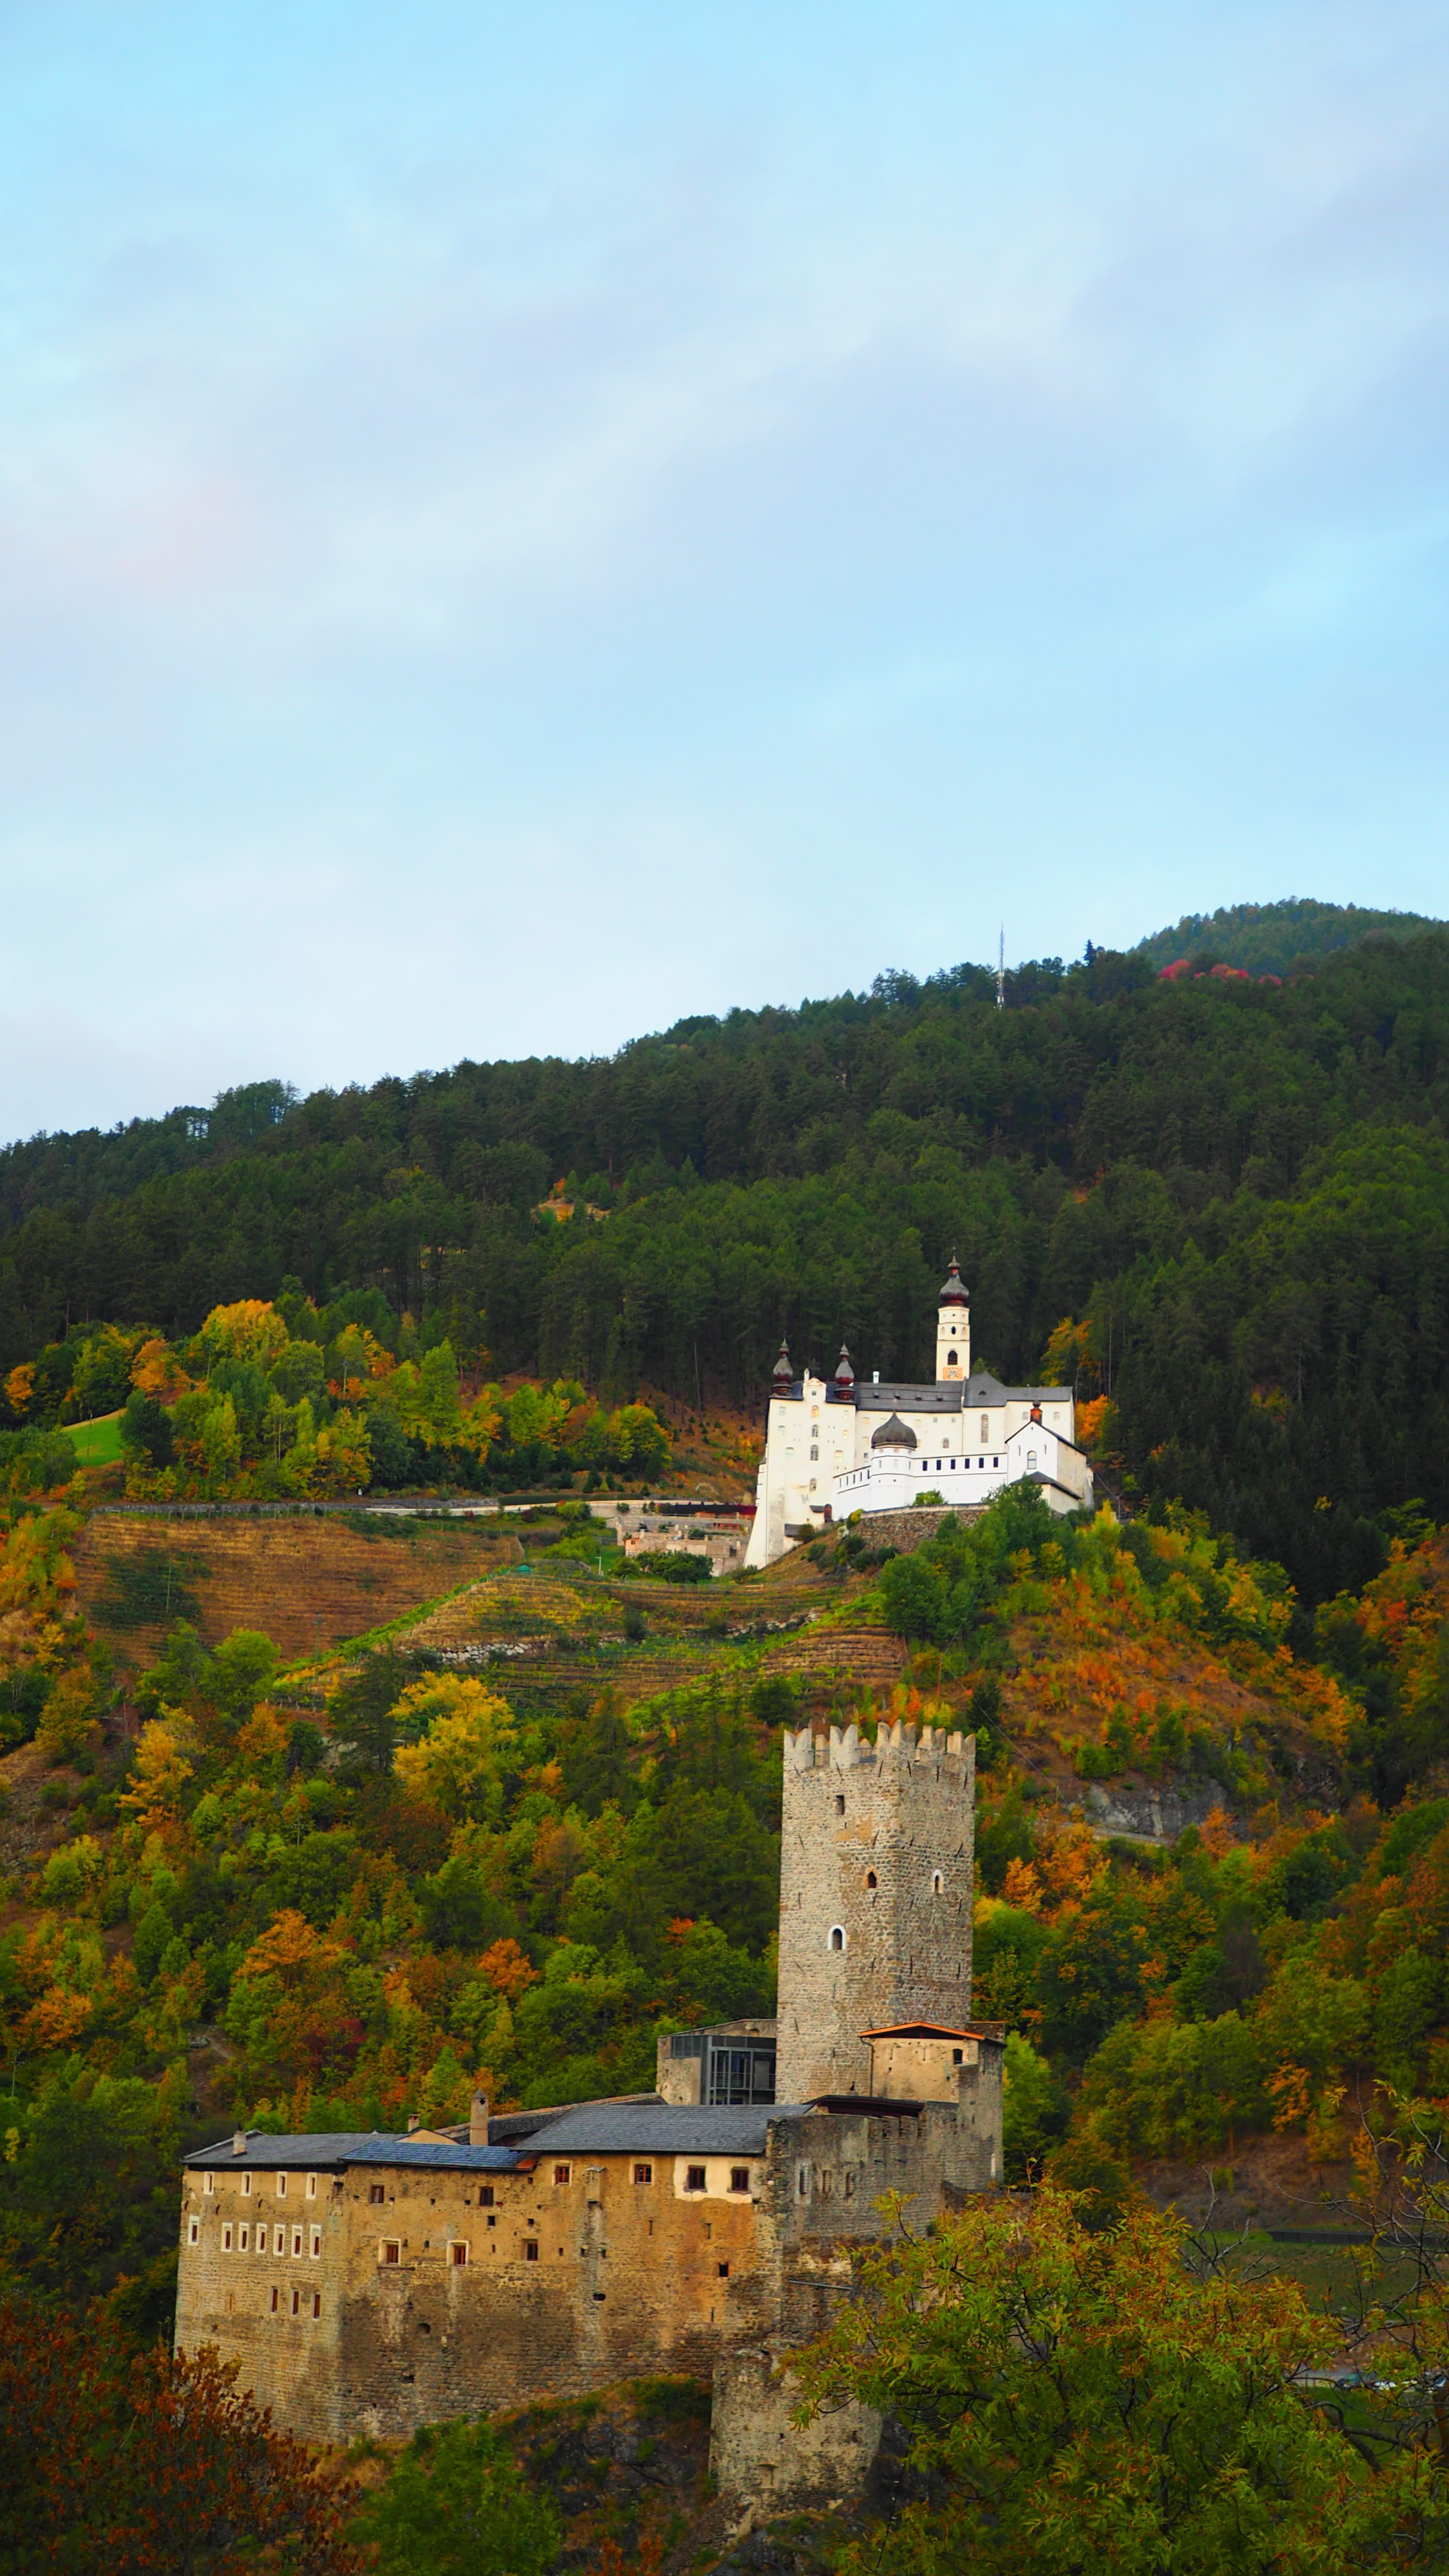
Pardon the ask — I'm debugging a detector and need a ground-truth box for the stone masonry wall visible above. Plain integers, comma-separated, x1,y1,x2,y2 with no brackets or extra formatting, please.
774,1722,976,2104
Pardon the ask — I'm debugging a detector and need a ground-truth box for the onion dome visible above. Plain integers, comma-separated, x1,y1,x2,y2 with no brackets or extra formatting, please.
937,1252,969,1306
833,1343,855,1388
771,1339,793,1391
871,1413,918,1451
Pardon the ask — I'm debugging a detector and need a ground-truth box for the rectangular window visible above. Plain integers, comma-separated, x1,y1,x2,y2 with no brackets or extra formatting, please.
633,2163,653,2186
380,2241,401,2266
487,2214,496,2229
222,2224,234,2252
450,2242,469,2267
291,2289,301,2317
310,2228,321,2258
524,2239,539,2263
312,2291,321,2319
276,2174,287,2199
717,2261,730,2279
844,2172,856,2200
730,2166,751,2194
242,2174,252,2198
684,2165,707,2193
306,2174,318,2199
203,2172,215,2195
187,2218,200,2246
369,2182,385,2204
270,2286,279,2313
553,2165,571,2186
479,2185,494,2208
797,2165,811,2199
274,2226,286,2255
238,2224,250,2250
292,2228,304,2258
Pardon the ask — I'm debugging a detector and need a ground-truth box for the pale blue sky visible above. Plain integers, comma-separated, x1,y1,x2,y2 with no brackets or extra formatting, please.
3,1,1448,1134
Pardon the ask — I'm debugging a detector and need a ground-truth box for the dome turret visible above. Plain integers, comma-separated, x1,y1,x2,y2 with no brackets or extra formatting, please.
771,1339,793,1393
833,1343,855,1390
937,1252,969,1306
871,1413,917,1451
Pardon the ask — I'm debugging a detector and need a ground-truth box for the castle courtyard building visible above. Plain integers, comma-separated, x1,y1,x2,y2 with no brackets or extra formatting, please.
743,1257,1092,1568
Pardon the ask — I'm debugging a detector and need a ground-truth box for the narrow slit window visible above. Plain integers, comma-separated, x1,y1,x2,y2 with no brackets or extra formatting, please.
222,2224,233,2252
270,2286,279,2314
312,2291,321,2319
830,1925,845,1952
310,2228,321,2258
187,2218,199,2246
239,2224,249,2251
370,2184,385,2205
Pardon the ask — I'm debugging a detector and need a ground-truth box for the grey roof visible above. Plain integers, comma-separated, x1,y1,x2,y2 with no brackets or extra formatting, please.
964,1374,1073,1405
184,2130,520,2173
854,1381,965,1413
520,2103,811,2156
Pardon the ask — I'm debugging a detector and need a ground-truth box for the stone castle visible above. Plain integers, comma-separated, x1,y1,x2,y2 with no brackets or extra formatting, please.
744,1256,1092,1567
175,1719,1003,2499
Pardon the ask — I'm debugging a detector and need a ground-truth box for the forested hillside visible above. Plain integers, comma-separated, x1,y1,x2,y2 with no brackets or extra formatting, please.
3,926,1449,1602
1134,896,1444,978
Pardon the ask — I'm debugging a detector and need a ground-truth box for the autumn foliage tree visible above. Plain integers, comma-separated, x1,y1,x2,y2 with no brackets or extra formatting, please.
0,2292,360,2573
795,2186,1449,2573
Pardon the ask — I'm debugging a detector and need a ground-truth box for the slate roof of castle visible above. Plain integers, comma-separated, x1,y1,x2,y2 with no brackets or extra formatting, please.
519,2103,811,2156
184,2131,521,2172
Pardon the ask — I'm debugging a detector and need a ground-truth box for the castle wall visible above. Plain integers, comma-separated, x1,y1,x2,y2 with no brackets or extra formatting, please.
175,2162,348,2439
774,1723,975,2105
178,2147,779,2442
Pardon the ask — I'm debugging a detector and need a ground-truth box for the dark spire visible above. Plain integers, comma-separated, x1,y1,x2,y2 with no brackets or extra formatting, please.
937,1249,969,1306
771,1338,793,1390
833,1342,855,1388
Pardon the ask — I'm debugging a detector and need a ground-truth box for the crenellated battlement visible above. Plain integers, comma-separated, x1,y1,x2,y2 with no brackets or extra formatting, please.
784,1720,971,1773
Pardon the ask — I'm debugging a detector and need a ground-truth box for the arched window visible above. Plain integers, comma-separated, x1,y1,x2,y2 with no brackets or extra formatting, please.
932,1872,943,1895
830,1926,845,1952
865,1871,878,1889
1027,1450,1037,1468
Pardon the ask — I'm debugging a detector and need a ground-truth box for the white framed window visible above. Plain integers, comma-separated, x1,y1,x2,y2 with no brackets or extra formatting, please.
255,2231,267,2257
450,2241,469,2267
241,2174,252,2198
309,2228,321,2258
187,2217,200,2246
306,2173,318,2200
829,1925,845,1952
932,1872,944,1894
380,2240,401,2267
291,2227,304,2258
276,2174,288,2199
203,2172,215,2196
239,2225,249,2252
273,2225,286,2255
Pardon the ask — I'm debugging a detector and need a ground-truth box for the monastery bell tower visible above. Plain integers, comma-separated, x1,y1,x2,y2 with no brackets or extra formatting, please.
935,1253,970,1384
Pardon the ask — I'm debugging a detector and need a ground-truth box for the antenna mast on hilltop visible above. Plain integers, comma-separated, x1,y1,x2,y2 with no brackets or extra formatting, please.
996,925,1006,1011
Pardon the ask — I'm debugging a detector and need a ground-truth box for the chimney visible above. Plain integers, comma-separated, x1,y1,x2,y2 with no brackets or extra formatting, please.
231,2127,247,2157
406,2113,420,2133
469,2091,490,2148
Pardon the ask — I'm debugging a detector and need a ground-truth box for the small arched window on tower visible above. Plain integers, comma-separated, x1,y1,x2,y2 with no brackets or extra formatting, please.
865,1870,878,1889
932,1872,944,1895
829,1926,845,1952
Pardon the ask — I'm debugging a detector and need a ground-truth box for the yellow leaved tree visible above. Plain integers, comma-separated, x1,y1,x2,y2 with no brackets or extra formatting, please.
393,1677,518,1819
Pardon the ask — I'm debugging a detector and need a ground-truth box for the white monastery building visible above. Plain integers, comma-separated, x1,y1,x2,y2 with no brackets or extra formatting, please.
744,1257,1093,1569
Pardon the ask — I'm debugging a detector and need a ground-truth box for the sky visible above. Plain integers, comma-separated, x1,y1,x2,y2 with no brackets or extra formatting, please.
3,0,1448,1139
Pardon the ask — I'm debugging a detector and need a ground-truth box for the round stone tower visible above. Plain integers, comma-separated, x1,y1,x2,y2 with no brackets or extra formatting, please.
774,1720,976,2104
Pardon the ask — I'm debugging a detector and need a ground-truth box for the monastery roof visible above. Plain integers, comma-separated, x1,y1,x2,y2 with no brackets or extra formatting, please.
520,2103,811,2156
183,2130,521,2172
854,1382,964,1413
